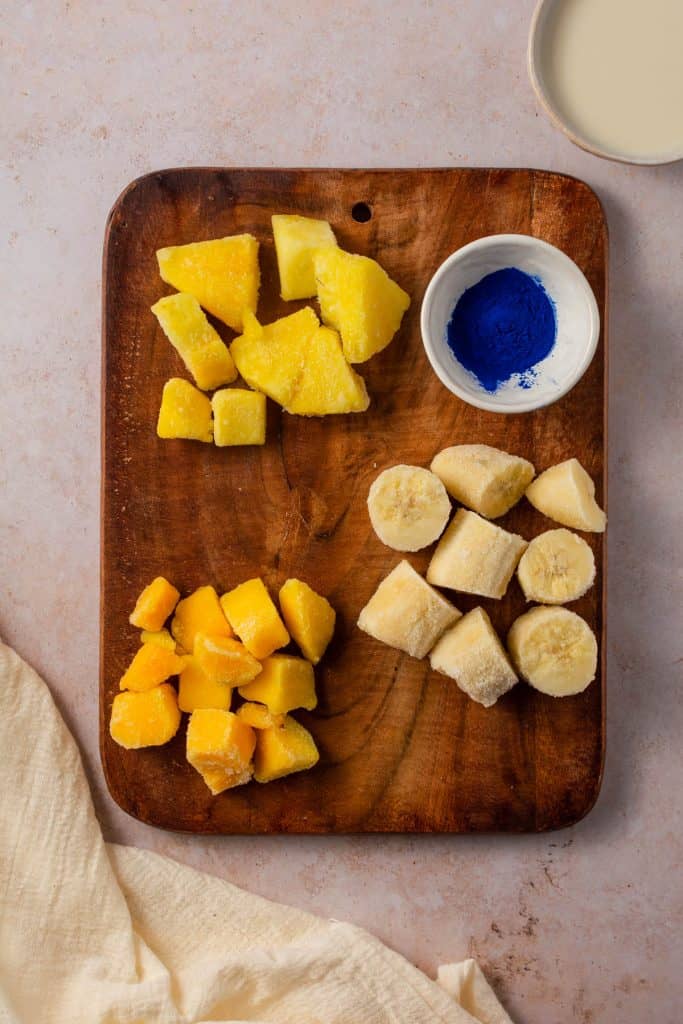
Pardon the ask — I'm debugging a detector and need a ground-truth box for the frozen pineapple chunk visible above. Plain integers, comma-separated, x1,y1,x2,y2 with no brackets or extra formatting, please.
194,632,262,685
151,293,237,391
157,378,213,442
156,234,260,332
236,702,285,730
230,307,318,407
272,214,337,301
314,247,410,363
140,628,177,651
110,684,181,749
171,585,232,653
129,576,180,631
211,388,266,446
279,579,335,664
253,715,319,783
357,560,461,659
186,709,256,793
285,326,369,416
429,607,518,708
119,643,185,692
220,578,290,660
238,654,316,714
178,656,232,712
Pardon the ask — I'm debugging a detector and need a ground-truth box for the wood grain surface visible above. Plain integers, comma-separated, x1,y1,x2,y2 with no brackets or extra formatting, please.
101,168,607,834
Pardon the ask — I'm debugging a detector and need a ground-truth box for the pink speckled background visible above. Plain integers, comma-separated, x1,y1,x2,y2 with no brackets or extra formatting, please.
2,2,682,1021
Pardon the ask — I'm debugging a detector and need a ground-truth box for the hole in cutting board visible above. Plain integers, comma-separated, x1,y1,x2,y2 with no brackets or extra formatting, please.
351,202,372,223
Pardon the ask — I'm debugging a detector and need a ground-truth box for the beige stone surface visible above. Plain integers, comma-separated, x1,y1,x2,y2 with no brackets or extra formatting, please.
2,2,682,1021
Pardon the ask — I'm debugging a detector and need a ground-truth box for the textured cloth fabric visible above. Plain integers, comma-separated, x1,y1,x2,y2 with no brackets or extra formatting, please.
0,641,513,1024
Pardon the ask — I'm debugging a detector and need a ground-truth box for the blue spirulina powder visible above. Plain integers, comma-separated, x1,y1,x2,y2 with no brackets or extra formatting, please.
446,267,556,393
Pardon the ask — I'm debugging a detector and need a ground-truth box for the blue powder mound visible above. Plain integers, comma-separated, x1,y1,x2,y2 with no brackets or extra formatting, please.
446,267,557,393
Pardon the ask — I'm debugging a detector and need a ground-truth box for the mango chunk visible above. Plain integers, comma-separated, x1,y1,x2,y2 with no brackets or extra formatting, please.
235,702,285,730
110,684,181,749
211,388,266,446
119,643,185,692
272,214,337,301
178,656,232,712
156,234,260,332
279,579,336,664
238,654,316,714
314,247,410,363
171,585,232,653
186,709,256,792
151,292,237,391
230,307,318,407
140,628,177,651
285,326,369,416
129,576,180,631
157,378,213,442
194,633,262,685
220,578,290,660
253,715,319,783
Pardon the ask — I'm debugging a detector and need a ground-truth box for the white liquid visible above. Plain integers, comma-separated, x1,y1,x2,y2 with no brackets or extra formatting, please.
539,0,683,160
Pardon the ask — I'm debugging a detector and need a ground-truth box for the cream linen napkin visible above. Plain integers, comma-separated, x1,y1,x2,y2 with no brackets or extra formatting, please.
0,641,513,1024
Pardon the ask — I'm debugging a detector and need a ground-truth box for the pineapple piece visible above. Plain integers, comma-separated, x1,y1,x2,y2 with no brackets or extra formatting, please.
140,628,177,651
272,214,337,301
151,293,237,391
129,576,180,631
278,579,335,664
194,632,262,685
285,326,369,416
119,643,185,692
157,378,213,442
156,234,260,332
238,654,316,714
186,709,256,793
171,585,232,653
211,388,266,446
230,308,318,407
314,247,410,363
236,702,285,730
220,578,290,660
253,715,319,783
178,656,232,712
110,684,181,749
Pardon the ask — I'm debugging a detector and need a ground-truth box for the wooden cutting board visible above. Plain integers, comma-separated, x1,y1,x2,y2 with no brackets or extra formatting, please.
101,168,606,833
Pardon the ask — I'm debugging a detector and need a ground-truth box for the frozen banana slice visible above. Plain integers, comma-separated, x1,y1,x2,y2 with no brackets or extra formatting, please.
357,559,461,659
525,458,606,532
430,607,518,708
426,509,527,599
431,444,535,519
507,605,597,696
517,528,595,604
367,464,451,552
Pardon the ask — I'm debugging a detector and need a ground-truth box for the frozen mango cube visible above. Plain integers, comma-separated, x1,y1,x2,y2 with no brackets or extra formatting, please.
110,684,181,749
156,234,260,332
140,628,177,651
157,378,213,442
171,585,232,653
119,643,185,692
279,579,336,664
129,576,180,631
211,388,266,446
253,715,319,783
314,247,410,363
186,708,256,792
236,702,285,730
272,214,337,301
238,654,316,714
230,307,318,407
151,293,237,391
285,326,369,416
194,632,262,685
220,578,290,659
178,656,232,712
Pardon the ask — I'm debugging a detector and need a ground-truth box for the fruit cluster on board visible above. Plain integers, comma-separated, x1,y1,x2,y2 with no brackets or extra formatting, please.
151,214,410,443
359,445,605,707
109,575,336,794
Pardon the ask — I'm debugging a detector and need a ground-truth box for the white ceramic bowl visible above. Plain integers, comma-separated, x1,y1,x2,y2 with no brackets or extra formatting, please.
420,234,600,414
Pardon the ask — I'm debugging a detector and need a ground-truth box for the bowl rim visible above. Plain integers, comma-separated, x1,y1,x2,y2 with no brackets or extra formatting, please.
419,232,600,415
528,0,683,167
